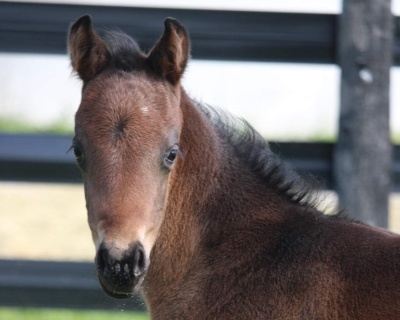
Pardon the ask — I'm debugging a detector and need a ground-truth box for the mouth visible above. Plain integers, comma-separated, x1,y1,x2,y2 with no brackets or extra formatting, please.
98,277,135,299
98,272,145,300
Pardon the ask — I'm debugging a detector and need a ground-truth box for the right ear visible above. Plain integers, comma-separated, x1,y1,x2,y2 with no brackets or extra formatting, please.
68,15,110,82
146,18,190,85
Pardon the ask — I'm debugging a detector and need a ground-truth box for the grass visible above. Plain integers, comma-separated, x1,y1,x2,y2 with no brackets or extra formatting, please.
0,117,73,135
0,308,149,320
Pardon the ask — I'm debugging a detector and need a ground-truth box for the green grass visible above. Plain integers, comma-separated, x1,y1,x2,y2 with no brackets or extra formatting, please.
0,308,149,320
0,117,73,134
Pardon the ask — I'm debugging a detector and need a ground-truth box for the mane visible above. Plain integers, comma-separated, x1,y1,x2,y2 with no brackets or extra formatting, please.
102,30,146,71
195,101,322,209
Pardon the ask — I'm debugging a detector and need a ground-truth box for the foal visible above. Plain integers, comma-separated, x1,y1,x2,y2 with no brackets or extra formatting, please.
68,16,400,319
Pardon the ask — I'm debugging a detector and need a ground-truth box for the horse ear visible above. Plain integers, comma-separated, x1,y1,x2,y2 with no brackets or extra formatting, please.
68,15,110,82
147,18,190,84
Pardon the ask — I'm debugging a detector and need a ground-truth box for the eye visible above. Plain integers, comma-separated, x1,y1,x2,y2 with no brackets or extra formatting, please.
164,145,180,168
72,144,84,165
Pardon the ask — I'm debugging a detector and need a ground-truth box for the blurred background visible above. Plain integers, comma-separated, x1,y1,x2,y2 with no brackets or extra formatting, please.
0,0,399,319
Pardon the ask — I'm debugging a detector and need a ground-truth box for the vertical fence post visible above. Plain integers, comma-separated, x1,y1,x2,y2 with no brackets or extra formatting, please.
334,0,393,227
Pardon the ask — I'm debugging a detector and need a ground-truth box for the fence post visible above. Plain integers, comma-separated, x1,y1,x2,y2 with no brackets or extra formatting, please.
334,0,393,227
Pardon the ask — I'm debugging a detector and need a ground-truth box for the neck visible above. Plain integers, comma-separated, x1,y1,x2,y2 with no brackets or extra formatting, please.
142,89,291,315
143,89,222,293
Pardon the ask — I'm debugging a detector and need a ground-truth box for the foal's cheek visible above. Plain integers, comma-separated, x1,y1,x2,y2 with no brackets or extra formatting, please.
149,180,167,226
145,176,170,234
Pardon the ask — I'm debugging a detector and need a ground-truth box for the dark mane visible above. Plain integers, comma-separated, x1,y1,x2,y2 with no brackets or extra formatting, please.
102,30,146,71
196,102,321,209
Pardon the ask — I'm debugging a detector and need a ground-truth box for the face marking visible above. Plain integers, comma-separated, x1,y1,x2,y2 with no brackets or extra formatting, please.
141,105,150,114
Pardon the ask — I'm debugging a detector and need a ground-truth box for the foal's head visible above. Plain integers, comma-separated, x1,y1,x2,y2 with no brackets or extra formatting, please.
68,16,189,298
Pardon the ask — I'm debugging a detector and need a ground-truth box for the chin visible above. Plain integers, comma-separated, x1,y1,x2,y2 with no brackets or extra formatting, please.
98,273,145,300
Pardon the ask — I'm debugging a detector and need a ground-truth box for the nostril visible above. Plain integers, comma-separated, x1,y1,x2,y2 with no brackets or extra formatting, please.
96,245,112,276
133,244,146,277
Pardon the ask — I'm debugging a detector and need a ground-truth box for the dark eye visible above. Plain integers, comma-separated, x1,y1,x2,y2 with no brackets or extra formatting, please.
164,146,180,168
73,145,84,165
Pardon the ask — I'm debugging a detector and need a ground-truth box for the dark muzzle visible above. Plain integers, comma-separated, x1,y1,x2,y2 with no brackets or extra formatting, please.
95,242,147,299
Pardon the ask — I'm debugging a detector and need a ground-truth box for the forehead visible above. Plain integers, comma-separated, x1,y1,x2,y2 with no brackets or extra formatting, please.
78,71,176,119
75,71,180,140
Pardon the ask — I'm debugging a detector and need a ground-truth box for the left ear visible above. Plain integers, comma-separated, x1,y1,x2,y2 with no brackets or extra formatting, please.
147,18,190,85
68,15,110,82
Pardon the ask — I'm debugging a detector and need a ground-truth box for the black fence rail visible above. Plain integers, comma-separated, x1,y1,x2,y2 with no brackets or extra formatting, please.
0,1,400,64
1,134,399,190
0,1,336,63
0,259,145,311
0,134,79,183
